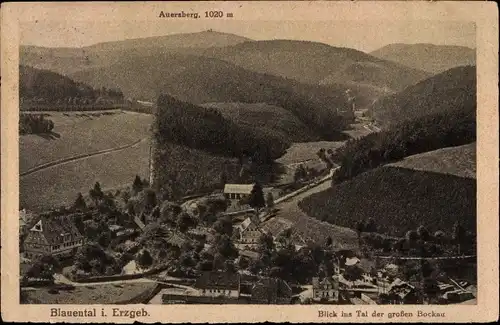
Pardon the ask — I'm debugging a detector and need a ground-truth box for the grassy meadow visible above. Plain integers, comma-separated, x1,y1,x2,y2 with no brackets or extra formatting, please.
20,110,153,173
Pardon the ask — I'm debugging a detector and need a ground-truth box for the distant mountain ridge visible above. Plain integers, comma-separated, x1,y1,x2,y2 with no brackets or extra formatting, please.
370,43,476,74
20,31,252,75
21,31,430,109
196,39,430,93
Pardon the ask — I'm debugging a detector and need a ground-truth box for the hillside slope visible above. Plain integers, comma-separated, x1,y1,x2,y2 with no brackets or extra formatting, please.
154,95,289,163
299,166,476,237
370,43,476,74
20,65,110,100
200,102,319,144
388,142,476,179
70,53,351,139
369,65,476,126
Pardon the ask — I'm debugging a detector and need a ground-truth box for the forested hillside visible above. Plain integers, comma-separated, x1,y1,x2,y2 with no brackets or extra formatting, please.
300,166,476,237
369,65,476,126
71,53,352,139
155,95,289,164
332,108,475,183
20,65,124,110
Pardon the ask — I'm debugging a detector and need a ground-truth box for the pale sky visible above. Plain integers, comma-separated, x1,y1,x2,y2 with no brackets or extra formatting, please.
21,20,475,53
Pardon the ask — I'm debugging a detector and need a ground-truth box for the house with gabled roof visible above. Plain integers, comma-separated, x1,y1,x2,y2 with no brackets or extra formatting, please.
195,271,241,298
224,184,254,201
312,276,339,302
236,217,264,248
23,215,84,259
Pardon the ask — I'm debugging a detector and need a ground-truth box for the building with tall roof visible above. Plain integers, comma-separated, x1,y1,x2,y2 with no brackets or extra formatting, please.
195,271,241,298
23,215,84,259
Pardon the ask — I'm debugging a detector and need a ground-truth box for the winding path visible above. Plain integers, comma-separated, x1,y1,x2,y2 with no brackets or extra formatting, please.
20,137,149,177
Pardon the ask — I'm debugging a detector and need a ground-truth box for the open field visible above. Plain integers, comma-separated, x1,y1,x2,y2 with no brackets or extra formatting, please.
20,110,153,173
22,282,157,304
276,141,345,165
299,166,476,237
262,178,359,250
20,139,150,211
388,142,476,179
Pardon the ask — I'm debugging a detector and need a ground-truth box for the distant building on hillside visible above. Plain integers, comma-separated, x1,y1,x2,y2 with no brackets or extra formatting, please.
23,215,84,259
224,184,254,200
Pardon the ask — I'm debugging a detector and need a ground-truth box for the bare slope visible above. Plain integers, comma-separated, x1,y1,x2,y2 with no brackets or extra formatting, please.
388,142,476,179
19,111,153,173
370,43,476,74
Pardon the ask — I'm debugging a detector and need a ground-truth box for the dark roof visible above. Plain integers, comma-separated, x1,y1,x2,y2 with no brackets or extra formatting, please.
195,272,240,290
28,215,83,245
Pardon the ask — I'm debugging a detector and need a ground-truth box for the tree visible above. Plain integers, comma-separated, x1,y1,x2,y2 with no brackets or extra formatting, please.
365,218,377,233
121,190,131,204
224,260,236,273
452,221,466,255
216,235,238,259
136,250,153,269
266,192,275,208
213,215,233,237
72,192,87,211
406,230,419,247
258,233,275,254
423,277,440,304
355,220,365,245
177,212,197,232
344,265,364,281
294,165,307,182
89,182,104,205
417,225,431,242
239,166,251,183
219,171,228,188
248,183,265,214
325,236,333,248
132,175,144,195
27,254,61,280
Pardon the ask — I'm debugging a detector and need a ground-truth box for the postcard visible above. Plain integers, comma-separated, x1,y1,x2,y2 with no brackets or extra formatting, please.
1,1,498,323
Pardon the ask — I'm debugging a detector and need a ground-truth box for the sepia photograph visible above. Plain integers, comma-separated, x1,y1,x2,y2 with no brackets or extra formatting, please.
1,1,498,323
17,18,479,306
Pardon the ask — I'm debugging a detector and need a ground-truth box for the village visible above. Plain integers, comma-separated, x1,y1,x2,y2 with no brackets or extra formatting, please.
19,153,476,305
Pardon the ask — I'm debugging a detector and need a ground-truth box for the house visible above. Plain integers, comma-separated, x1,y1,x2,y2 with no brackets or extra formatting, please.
387,278,419,304
23,215,84,259
224,184,254,200
312,276,339,302
195,272,241,298
236,217,264,248
251,277,292,304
